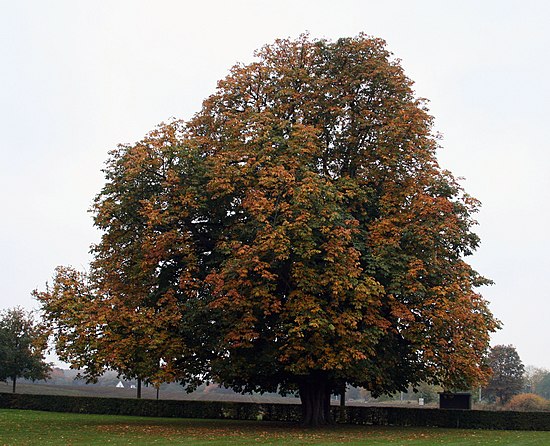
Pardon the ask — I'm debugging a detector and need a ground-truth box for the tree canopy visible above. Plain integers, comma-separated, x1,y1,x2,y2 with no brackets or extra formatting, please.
484,344,524,404
0,307,51,393
36,34,499,426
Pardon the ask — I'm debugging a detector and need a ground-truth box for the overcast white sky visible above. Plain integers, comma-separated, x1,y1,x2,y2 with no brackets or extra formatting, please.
1,0,549,369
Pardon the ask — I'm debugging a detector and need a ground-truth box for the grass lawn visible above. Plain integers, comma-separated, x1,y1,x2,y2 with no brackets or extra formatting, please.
1,409,549,445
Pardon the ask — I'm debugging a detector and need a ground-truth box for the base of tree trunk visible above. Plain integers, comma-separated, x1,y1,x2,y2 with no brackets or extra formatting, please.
299,378,333,427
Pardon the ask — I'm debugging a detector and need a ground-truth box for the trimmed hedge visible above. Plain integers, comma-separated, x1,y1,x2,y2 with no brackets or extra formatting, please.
344,405,550,430
0,393,302,422
1,393,549,430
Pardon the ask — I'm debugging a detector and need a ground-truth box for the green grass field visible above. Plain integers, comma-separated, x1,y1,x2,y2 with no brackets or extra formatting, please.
1,409,549,445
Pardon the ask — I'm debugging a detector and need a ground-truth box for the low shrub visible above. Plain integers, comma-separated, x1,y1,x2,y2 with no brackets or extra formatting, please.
506,393,549,412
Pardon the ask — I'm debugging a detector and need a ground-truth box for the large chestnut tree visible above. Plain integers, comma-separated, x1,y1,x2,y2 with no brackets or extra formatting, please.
37,35,498,426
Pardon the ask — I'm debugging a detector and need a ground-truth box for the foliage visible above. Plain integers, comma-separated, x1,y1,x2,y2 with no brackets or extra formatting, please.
0,307,51,392
484,345,525,404
33,266,183,396
506,393,549,412
535,373,550,399
35,34,498,426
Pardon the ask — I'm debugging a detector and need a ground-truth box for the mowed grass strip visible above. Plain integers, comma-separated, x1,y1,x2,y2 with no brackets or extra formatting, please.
1,409,549,446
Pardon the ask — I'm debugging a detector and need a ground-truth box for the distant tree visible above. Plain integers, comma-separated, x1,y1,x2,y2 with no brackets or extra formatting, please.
35,34,499,426
345,386,362,401
0,307,51,393
535,373,550,399
484,345,525,404
412,382,442,404
524,365,548,394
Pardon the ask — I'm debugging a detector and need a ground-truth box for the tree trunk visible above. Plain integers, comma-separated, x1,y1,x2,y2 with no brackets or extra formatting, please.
137,378,142,399
12,376,16,394
299,377,333,427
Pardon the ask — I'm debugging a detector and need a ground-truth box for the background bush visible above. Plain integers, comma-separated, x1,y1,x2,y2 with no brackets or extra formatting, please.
506,393,549,412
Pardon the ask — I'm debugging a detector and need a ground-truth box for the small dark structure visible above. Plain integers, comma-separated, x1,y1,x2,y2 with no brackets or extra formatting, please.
439,392,472,410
